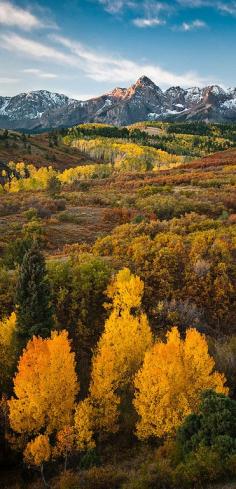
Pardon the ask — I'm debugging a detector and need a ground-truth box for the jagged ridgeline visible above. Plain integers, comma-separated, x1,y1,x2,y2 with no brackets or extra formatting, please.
1,76,236,131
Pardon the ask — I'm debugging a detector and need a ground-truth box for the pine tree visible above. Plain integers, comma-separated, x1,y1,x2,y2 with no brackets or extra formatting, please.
16,244,53,344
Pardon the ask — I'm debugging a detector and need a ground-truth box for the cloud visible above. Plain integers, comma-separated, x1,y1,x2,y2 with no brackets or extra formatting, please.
1,31,210,88
52,34,208,87
98,0,134,14
98,0,172,19
100,0,236,19
23,68,58,79
1,33,79,67
176,0,208,6
217,1,236,15
133,17,165,27
0,1,57,30
177,0,236,14
0,76,20,83
179,19,208,30
0,1,41,30
132,0,171,27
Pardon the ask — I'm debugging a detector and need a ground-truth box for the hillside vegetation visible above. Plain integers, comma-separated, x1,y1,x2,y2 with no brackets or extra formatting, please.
0,122,236,489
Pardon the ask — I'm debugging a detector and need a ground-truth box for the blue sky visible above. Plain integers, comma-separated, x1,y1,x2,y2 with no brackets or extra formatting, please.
0,0,236,99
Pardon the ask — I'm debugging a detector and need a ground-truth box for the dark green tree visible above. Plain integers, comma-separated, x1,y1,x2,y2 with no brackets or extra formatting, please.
177,390,236,458
16,244,53,345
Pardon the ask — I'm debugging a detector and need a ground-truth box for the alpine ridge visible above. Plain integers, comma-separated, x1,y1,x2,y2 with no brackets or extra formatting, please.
1,76,236,130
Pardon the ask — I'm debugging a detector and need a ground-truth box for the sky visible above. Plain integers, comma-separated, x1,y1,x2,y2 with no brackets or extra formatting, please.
0,0,236,99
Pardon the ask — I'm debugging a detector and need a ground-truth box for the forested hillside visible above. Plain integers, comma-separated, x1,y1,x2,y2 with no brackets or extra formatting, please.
0,122,236,489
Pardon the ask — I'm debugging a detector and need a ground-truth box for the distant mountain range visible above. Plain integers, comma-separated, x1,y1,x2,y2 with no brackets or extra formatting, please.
1,76,236,131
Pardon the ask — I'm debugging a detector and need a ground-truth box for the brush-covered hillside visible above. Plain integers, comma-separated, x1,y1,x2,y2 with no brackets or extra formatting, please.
0,122,236,489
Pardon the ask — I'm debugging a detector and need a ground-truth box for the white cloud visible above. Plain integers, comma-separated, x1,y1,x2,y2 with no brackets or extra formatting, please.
23,68,58,79
1,33,79,67
1,31,211,89
0,76,19,83
177,0,236,14
0,1,57,30
180,19,208,30
52,34,208,87
98,0,134,13
100,0,236,18
99,0,172,18
133,17,166,27
217,2,236,15
0,1,41,30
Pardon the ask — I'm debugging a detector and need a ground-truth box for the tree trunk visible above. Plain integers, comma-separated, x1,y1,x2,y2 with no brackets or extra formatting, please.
64,451,68,472
40,464,48,488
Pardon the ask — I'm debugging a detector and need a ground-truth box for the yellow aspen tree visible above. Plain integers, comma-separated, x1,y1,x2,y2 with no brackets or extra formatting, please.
89,268,153,433
0,312,17,392
24,434,51,487
9,330,79,436
53,426,77,471
74,399,96,452
134,327,228,440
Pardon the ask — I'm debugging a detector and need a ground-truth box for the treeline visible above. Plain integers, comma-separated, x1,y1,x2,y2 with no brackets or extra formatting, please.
61,122,235,158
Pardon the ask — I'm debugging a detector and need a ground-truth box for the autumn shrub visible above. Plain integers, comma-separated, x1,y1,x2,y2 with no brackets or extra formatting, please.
103,208,135,225
0,199,21,216
210,336,236,396
228,213,236,223
123,456,173,489
136,194,225,220
132,214,146,224
79,448,100,470
23,207,39,221
78,181,90,191
172,447,225,489
57,211,81,224
79,465,127,489
58,470,80,489
155,299,204,332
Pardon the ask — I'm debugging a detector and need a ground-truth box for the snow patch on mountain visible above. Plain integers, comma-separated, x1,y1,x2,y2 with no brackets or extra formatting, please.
1,78,236,129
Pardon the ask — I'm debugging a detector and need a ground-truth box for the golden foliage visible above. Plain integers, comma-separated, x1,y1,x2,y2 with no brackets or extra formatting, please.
70,138,183,172
0,312,17,392
106,267,144,312
53,426,77,460
24,434,51,467
74,399,95,451
134,326,228,440
89,268,153,433
9,330,79,435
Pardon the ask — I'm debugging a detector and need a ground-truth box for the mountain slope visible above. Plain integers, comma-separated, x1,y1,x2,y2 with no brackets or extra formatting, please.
1,76,236,130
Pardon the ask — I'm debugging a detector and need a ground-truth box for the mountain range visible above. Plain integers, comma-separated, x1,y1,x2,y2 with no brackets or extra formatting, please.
1,76,236,131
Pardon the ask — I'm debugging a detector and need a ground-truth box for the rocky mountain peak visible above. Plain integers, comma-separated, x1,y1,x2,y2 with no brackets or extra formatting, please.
109,87,127,99
135,76,157,88
1,77,236,130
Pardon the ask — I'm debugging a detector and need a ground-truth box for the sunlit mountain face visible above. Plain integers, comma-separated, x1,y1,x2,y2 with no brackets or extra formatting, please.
1,77,236,130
